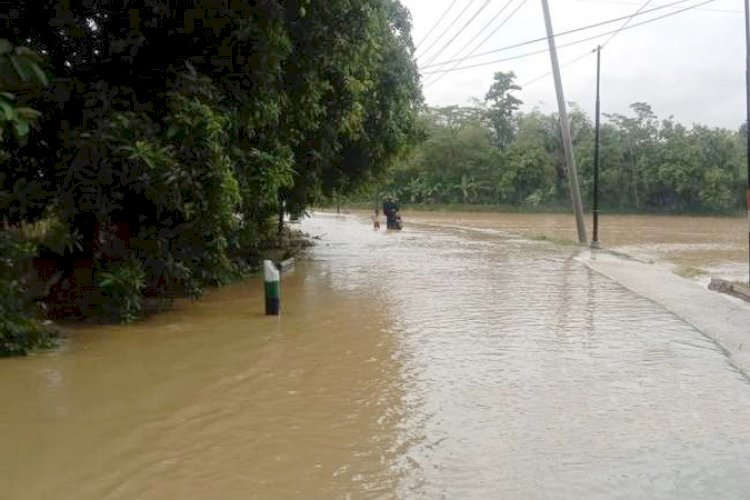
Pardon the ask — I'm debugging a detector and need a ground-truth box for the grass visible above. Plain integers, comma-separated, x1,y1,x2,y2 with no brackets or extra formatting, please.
340,201,746,217
527,234,581,247
674,266,707,279
338,202,750,220
344,201,573,214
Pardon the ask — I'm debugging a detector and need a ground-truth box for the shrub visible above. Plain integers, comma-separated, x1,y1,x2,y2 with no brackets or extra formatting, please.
0,229,55,356
96,260,146,323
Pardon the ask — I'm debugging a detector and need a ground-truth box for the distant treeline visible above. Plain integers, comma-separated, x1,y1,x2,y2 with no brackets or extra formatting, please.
0,0,421,354
374,72,745,214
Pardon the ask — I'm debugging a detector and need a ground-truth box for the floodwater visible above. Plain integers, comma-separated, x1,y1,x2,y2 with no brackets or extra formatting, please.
3,212,750,499
404,210,747,281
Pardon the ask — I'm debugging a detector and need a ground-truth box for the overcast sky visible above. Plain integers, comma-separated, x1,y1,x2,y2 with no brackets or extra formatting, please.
401,0,745,129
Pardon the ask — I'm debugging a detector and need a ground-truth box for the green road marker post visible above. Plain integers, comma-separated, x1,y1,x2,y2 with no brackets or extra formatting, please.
264,260,280,315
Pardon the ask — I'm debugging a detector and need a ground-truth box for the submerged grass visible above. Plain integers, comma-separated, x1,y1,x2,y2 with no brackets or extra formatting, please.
527,234,581,247
674,266,708,279
346,202,573,214
343,201,746,217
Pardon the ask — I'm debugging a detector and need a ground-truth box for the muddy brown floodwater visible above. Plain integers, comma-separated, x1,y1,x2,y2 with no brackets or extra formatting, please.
2,212,750,499
404,210,747,281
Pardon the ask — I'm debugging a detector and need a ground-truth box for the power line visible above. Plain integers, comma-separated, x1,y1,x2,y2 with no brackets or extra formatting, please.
521,48,596,87
424,0,529,88
601,0,653,47
522,0,653,88
417,0,478,61
415,0,460,51
422,0,716,75
425,0,517,75
576,0,739,13
423,0,519,86
423,0,692,69
421,0,697,69
420,0,495,67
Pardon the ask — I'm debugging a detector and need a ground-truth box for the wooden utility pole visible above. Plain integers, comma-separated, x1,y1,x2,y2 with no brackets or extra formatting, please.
592,45,602,248
541,0,587,244
745,0,750,286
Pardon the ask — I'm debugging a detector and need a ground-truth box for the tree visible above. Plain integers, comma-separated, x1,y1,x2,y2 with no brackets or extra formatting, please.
0,1,423,343
485,71,522,151
370,99,745,215
0,40,55,355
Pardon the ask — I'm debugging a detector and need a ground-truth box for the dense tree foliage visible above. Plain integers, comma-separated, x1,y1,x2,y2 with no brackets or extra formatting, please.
379,72,745,214
0,0,421,354
1,41,57,355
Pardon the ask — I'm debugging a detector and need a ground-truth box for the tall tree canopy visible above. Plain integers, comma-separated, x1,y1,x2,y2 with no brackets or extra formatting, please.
485,71,522,151
378,74,745,214
0,0,422,353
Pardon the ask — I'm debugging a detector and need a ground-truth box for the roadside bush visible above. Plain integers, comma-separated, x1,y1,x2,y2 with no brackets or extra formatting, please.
96,260,146,323
0,229,55,356
0,1,422,355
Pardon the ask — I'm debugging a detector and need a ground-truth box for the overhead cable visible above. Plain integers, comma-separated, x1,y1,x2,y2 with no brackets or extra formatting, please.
601,0,653,47
575,0,739,14
423,0,519,86
521,0,653,88
424,0,529,87
417,0,478,61
415,0,460,51
421,0,698,69
420,0,495,67
422,0,716,75
520,48,596,88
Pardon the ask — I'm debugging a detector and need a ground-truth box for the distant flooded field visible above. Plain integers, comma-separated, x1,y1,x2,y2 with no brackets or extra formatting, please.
401,210,747,280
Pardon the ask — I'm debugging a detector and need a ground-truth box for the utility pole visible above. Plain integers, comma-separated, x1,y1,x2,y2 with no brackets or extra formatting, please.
541,0,587,244
745,0,750,286
592,45,602,249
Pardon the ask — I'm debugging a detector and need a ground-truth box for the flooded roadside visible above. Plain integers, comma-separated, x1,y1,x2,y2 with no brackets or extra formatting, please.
580,248,750,375
402,210,747,282
1,260,406,499
2,212,750,499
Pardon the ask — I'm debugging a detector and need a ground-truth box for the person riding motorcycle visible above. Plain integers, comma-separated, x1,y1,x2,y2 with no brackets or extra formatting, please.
382,198,402,230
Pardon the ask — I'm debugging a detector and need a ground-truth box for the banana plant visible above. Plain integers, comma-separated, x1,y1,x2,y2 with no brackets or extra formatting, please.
0,39,48,141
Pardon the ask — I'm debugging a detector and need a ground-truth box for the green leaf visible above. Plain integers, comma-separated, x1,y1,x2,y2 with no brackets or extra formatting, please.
13,121,30,138
29,63,49,87
0,100,15,121
15,107,41,121
9,55,30,81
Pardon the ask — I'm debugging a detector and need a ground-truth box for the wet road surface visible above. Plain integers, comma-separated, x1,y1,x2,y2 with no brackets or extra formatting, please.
2,212,750,499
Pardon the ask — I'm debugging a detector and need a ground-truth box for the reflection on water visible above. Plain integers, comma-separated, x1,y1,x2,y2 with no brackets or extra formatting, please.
2,212,750,499
1,259,404,499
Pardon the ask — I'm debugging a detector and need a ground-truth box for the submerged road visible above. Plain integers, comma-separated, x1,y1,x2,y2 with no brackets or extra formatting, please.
2,212,750,499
